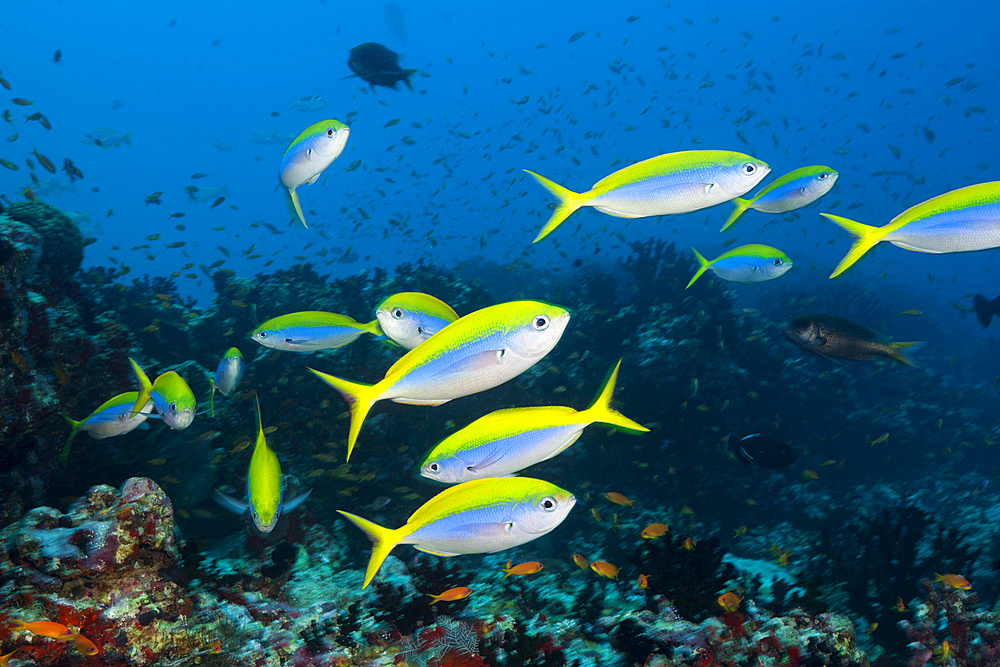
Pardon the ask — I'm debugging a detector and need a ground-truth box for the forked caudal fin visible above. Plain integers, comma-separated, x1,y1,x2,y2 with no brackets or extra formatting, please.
581,360,649,433
885,341,921,367
524,170,586,243
721,197,752,231
308,368,377,462
129,357,153,416
821,213,889,278
686,248,712,289
336,510,402,589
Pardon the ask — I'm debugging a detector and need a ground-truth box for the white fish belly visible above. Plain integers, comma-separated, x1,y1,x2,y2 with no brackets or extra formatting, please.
388,350,538,403
590,177,722,217
403,508,540,555
886,213,1000,253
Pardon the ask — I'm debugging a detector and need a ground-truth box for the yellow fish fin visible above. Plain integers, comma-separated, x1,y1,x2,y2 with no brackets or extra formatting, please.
686,248,712,289
524,169,587,242
361,319,384,337
286,188,308,229
721,197,751,231
59,415,82,462
886,341,921,367
822,213,888,278
129,357,153,416
336,510,403,589
582,360,649,433
308,368,376,462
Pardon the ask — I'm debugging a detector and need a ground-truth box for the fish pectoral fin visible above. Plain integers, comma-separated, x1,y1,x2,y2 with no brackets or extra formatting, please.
283,488,313,513
212,488,249,514
414,546,461,557
306,173,321,185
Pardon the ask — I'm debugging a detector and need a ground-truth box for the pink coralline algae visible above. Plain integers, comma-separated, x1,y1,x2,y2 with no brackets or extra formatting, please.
0,477,191,666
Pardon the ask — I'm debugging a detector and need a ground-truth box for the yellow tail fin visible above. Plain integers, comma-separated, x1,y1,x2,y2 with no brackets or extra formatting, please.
129,357,153,416
685,248,713,290
524,170,586,242
209,380,216,418
336,510,402,589
361,319,384,337
308,368,377,461
721,197,751,231
821,213,888,278
287,189,308,229
59,415,81,462
886,341,921,367
583,360,649,433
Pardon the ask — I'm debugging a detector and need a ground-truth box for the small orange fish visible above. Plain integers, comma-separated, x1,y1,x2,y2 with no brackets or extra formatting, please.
69,632,100,655
589,560,619,579
207,640,223,654
893,596,907,612
777,552,789,566
23,187,36,201
603,491,634,507
641,522,669,539
934,573,971,590
636,574,649,590
572,553,588,570
802,469,819,480
683,537,697,551
500,561,543,579
733,525,748,538
8,619,73,639
717,591,743,612
426,586,473,604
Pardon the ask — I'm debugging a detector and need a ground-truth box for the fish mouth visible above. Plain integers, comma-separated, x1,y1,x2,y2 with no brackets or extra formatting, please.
167,408,195,430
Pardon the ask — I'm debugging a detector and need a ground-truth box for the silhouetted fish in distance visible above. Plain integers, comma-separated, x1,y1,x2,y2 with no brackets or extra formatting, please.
725,433,799,470
973,294,1000,328
347,42,416,91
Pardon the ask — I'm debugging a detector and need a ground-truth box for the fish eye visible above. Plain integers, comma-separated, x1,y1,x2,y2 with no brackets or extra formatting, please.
392,307,404,319
539,496,557,512
258,331,268,338
427,462,440,473
170,402,177,413
818,172,829,180
532,315,550,331
326,128,334,137
773,259,783,266
742,163,757,175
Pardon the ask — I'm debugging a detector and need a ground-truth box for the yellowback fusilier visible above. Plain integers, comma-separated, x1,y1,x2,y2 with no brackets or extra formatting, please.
310,300,570,461
524,150,770,242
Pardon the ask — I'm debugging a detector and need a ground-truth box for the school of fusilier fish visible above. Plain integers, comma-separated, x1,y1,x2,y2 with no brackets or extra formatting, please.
3,25,998,643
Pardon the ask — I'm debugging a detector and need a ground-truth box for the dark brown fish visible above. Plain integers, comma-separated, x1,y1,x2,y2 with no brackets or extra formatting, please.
347,42,416,91
211,196,225,208
785,314,918,366
12,98,34,106
0,77,10,90
54,49,62,63
31,148,55,173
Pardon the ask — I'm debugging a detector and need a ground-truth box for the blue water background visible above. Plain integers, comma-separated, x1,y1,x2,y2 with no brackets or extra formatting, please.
1,0,998,376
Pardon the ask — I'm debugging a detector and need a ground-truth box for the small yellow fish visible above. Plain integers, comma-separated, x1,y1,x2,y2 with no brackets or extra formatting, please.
603,491,634,507
641,523,669,539
870,433,890,445
589,560,619,579
717,590,743,613
636,574,649,590
900,310,923,316
572,553,588,570
933,573,972,590
147,458,166,465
